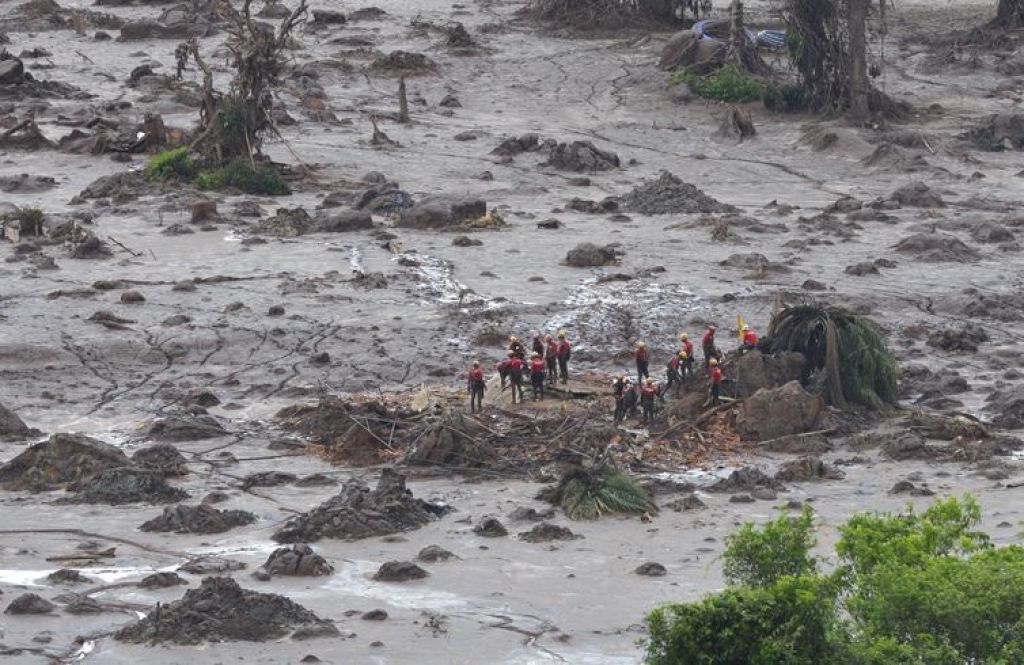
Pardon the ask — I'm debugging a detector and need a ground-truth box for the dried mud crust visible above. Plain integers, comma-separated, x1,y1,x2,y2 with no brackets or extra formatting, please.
272,468,450,543
114,577,339,644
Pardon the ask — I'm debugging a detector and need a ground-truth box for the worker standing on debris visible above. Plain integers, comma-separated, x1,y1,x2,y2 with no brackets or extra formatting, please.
530,352,547,400
508,353,525,403
709,358,724,406
640,378,660,423
467,360,486,413
532,332,545,358
509,335,527,361
612,375,628,423
497,352,512,390
680,333,695,378
666,352,683,395
623,379,639,419
702,325,721,368
545,334,558,382
741,324,759,350
635,341,650,384
556,331,571,384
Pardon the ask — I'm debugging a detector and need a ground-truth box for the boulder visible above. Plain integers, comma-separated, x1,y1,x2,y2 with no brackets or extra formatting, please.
635,562,667,577
730,350,806,398
473,516,508,537
396,197,486,229
774,457,845,482
564,242,619,267
316,210,373,233
373,561,428,582
987,387,1024,429
5,593,55,615
0,57,26,85
254,545,334,580
416,545,458,563
544,141,620,172
0,433,128,491
737,381,823,441
0,401,37,439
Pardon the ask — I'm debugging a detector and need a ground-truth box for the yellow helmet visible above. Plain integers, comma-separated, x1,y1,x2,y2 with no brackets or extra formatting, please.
637,341,646,348
679,351,687,359
680,333,689,340
709,358,719,366
558,330,566,338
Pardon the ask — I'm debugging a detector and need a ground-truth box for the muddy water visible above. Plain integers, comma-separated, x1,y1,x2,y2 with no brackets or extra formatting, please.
2,0,1024,662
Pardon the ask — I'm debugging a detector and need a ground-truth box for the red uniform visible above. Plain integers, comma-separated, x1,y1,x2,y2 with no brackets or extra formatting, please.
556,339,571,383
635,347,649,363
640,384,659,399
702,330,715,347
668,355,680,370
557,340,571,359
468,367,484,382
546,340,558,358
683,340,694,358
711,367,724,385
468,366,485,412
530,359,546,375
743,331,759,347
509,357,524,373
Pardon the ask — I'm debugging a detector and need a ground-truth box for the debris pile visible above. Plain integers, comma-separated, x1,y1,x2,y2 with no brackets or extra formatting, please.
140,503,257,534
617,172,736,215
0,433,128,491
60,467,188,505
254,545,334,580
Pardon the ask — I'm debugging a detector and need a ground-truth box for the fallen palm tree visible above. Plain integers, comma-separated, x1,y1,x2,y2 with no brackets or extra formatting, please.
539,459,656,520
763,303,899,411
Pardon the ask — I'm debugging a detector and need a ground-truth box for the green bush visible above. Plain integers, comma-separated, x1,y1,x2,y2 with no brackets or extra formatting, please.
670,65,766,103
193,158,290,196
763,84,806,112
146,147,196,182
643,496,1024,665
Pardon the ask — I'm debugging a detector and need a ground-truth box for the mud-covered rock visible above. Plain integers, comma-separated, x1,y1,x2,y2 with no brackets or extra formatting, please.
774,457,845,482
881,431,944,461
177,555,246,575
254,545,334,580
0,401,38,439
663,494,706,512
926,324,989,352
659,31,724,75
396,196,486,229
845,261,879,276
61,467,188,505
373,561,428,582
138,572,188,589
147,415,226,441
737,382,823,441
508,506,556,522
473,516,508,537
986,387,1024,429
491,133,541,156
316,210,373,233
894,232,980,262
564,242,619,267
544,141,620,172
518,522,581,543
906,410,988,442
887,181,944,208
273,468,450,543
635,562,667,577
615,171,735,215
141,503,257,534
47,569,91,585
0,433,128,491
708,467,785,494
965,113,1024,151
115,577,339,644
370,50,437,75
890,480,935,496
131,444,188,476
417,545,458,563
241,471,298,490
729,350,806,398
971,222,1014,244
5,593,56,615
362,609,388,620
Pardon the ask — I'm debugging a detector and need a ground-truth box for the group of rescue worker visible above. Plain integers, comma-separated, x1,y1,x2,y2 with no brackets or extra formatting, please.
466,321,762,422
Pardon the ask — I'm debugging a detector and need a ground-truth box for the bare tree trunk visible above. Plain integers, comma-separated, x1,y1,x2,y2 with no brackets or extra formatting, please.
995,0,1024,26
397,77,409,124
847,0,869,120
727,0,745,66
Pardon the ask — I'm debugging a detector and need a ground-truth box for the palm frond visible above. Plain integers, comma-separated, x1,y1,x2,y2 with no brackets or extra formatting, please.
540,466,656,521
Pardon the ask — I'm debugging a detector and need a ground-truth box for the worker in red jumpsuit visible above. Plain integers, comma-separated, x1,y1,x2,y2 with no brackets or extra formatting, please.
640,378,660,423
635,341,650,385
508,336,526,361
702,325,721,369
741,325,759,351
556,331,571,384
680,333,695,378
467,360,486,412
532,332,545,358
530,352,547,400
709,358,724,406
508,353,525,403
545,335,558,382
496,352,512,390
612,375,628,424
666,351,683,395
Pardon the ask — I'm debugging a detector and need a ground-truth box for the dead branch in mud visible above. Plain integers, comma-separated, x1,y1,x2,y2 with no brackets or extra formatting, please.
0,529,186,557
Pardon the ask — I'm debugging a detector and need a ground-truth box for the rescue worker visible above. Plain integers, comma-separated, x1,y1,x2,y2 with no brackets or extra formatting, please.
702,325,721,369
680,333,695,378
666,351,683,395
467,360,486,412
640,378,660,423
508,352,525,403
530,352,547,400
612,375,627,423
496,352,512,390
556,331,571,384
545,334,558,382
532,332,545,358
509,335,527,361
741,324,759,351
623,379,639,420
709,358,724,406
635,341,650,384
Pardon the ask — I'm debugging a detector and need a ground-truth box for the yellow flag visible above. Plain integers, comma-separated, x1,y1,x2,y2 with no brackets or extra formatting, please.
737,315,745,340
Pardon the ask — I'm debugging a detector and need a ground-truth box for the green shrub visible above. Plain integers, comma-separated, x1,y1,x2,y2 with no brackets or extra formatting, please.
723,506,818,588
146,147,196,182
540,465,655,521
193,158,290,196
670,65,766,103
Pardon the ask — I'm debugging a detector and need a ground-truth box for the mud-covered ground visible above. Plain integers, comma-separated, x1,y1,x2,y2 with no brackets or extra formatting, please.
1,0,1023,662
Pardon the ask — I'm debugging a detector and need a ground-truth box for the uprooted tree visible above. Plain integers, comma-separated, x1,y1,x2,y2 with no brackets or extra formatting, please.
157,0,307,193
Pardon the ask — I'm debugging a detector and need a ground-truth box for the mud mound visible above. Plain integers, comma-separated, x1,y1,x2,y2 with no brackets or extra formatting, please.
254,545,334,580
140,503,257,534
405,411,498,468
737,382,824,441
147,415,227,441
138,572,187,589
417,545,458,563
255,207,315,237
131,444,188,476
970,222,1014,244
115,577,338,645
518,522,581,543
47,569,92,585
396,196,487,230
719,252,791,274
491,133,542,157
544,141,620,172
178,555,245,575
0,433,128,491
774,457,845,482
241,471,298,490
893,233,979,262
730,350,806,398
881,432,944,461
0,401,38,439
616,171,734,215
5,593,55,615
473,516,508,537
965,113,1024,151
61,467,188,505
373,561,428,582
886,181,944,208
370,51,437,75
861,144,933,172
273,468,449,543
927,324,989,352
565,242,620,267
708,467,785,494
986,387,1024,429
